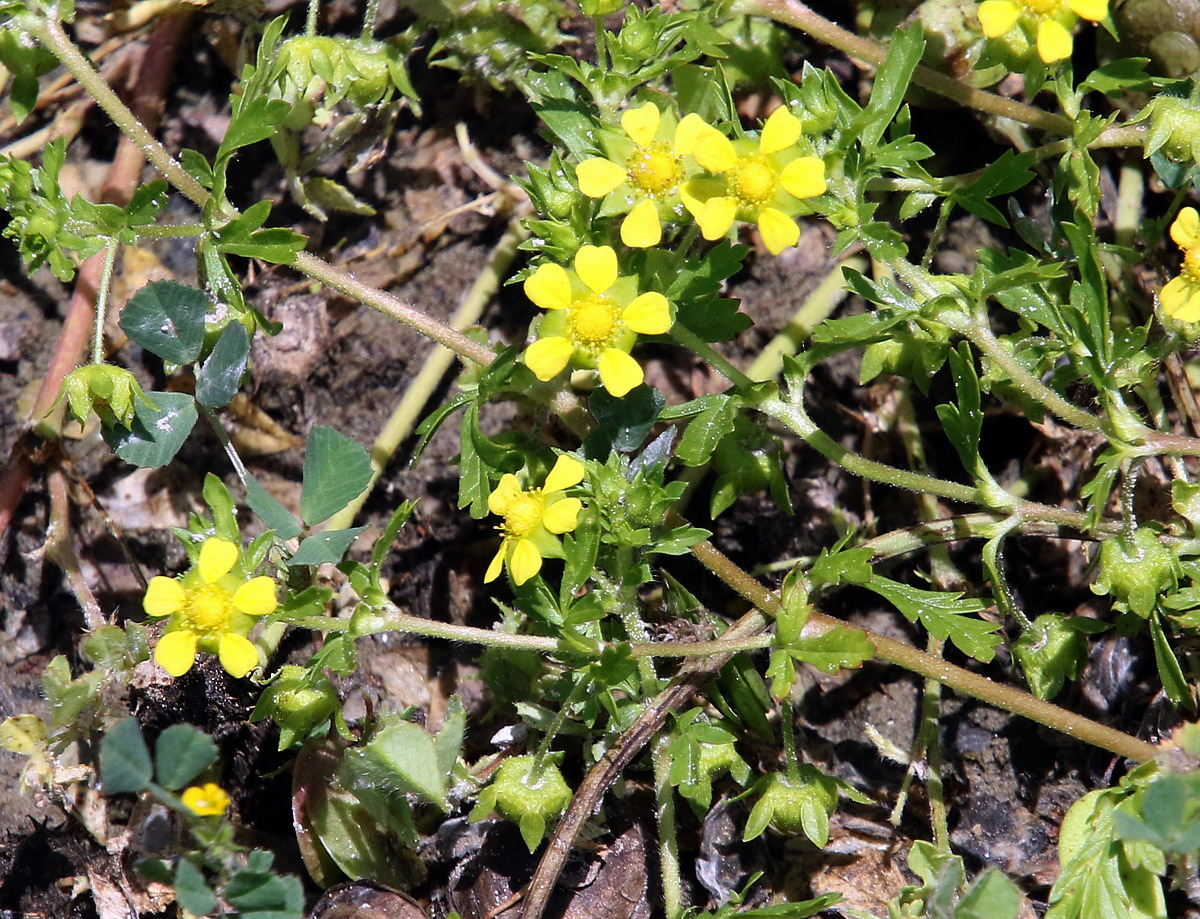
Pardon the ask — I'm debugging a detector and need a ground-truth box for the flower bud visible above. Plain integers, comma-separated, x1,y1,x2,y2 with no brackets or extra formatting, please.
1144,93,1200,166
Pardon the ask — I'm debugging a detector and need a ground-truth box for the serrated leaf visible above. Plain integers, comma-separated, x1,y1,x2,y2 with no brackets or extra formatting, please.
102,391,197,468
300,426,372,527
289,528,365,567
586,385,664,454
789,626,874,674
219,97,291,159
867,576,999,661
855,25,923,152
154,724,219,791
245,474,302,539
195,320,249,408
100,717,152,794
119,281,207,364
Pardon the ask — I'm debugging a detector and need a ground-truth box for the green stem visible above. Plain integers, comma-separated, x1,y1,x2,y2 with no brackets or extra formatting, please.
779,698,801,783
672,322,754,391
362,0,381,37
90,240,118,364
920,638,950,853
23,14,209,207
531,678,590,782
305,0,319,35
761,393,984,506
749,0,1075,134
652,734,683,919
136,224,206,238
691,538,1157,763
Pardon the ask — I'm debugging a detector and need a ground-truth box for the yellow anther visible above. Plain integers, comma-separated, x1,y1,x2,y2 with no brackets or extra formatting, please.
627,142,682,198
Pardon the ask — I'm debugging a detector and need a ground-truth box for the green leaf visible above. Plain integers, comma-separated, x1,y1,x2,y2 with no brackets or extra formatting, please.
173,859,217,917
370,501,417,582
100,717,152,795
867,576,999,661
195,320,249,408
1149,614,1193,711
224,865,304,919
951,151,1035,226
957,869,1021,919
154,724,219,790
789,626,874,675
350,721,447,808
650,524,711,556
218,97,291,160
102,391,198,468
434,696,466,777
300,426,373,527
586,385,664,454
289,528,365,567
202,473,239,542
245,473,302,539
935,343,984,477
676,396,736,467
118,281,207,364
180,148,214,189
808,543,874,587
1012,614,1090,700
1114,773,1200,854
1078,58,1154,95
855,24,923,152
219,226,307,264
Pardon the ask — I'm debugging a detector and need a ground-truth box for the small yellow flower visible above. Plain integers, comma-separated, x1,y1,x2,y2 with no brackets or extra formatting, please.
523,245,673,397
1162,207,1200,323
486,455,585,586
181,782,231,816
684,107,827,255
977,0,1107,63
144,537,277,679
576,101,707,248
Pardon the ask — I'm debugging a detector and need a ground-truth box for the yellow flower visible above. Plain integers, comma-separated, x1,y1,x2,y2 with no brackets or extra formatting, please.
181,782,231,816
523,244,673,397
485,455,585,586
144,537,277,679
977,0,1107,64
576,101,707,248
1162,207,1200,323
683,107,827,255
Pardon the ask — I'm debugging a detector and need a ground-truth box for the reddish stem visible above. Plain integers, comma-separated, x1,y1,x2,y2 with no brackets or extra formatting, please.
0,12,190,541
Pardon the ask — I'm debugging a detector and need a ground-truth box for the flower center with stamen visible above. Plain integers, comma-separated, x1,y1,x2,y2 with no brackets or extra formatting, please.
1184,247,1200,280
627,142,682,198
187,585,233,634
731,156,778,208
502,492,545,539
569,295,622,348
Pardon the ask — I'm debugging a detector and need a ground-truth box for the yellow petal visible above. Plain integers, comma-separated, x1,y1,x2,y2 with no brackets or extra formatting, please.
621,101,660,147
693,128,738,174
1171,208,1200,251
524,263,572,311
232,577,277,616
673,113,707,155
620,199,662,248
598,348,644,398
488,474,523,516
198,538,238,583
622,292,672,335
780,156,827,199
576,158,627,198
1161,276,1200,322
574,245,618,294
758,208,801,255
524,336,573,382
1037,18,1073,62
1067,0,1106,21
182,783,230,816
696,197,739,240
155,630,198,677
759,106,802,155
218,632,259,679
544,454,586,493
509,539,543,585
144,576,185,617
680,176,725,218
977,0,1020,37
542,497,582,534
484,542,507,583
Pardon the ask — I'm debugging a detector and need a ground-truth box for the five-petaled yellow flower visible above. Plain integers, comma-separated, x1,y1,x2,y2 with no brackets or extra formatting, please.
143,537,277,679
683,106,827,255
523,245,673,398
486,455,585,586
182,782,231,816
1162,207,1200,323
576,101,707,248
977,0,1107,64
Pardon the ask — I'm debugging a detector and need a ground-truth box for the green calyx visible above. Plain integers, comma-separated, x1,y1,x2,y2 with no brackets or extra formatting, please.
59,364,149,428
1093,528,1178,618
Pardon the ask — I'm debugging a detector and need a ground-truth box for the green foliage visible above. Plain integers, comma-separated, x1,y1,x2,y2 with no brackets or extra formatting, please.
469,754,573,852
